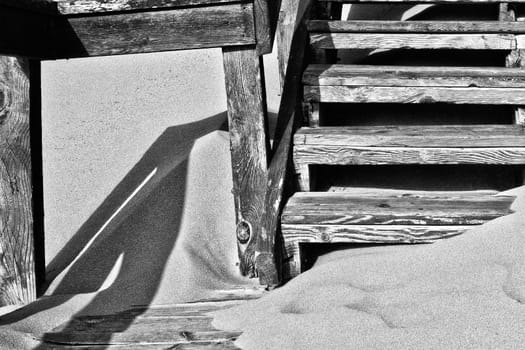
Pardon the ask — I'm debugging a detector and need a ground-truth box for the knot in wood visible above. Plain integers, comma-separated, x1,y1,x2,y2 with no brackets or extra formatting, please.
236,221,251,244
321,232,332,242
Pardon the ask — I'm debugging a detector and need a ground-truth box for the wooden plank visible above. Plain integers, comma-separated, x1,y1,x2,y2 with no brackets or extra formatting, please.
320,0,525,2
282,224,469,243
295,125,525,147
0,56,36,306
41,343,240,350
304,85,525,104
282,195,514,225
222,46,269,279
56,4,255,58
303,64,525,88
290,188,506,199
253,0,279,55
307,20,525,33
54,0,243,15
310,33,517,50
294,145,525,166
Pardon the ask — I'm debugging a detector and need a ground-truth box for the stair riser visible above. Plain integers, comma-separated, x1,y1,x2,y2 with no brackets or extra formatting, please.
304,86,525,104
310,33,519,50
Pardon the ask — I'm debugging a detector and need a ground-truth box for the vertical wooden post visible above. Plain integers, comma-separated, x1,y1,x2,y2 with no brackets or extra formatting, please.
222,46,269,279
0,55,37,306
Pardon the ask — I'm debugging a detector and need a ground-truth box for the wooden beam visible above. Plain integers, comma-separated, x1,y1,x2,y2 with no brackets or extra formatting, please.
304,86,525,104
310,33,517,50
253,0,280,55
320,0,525,2
0,56,37,306
57,3,256,58
303,64,525,88
307,20,525,33
222,46,269,280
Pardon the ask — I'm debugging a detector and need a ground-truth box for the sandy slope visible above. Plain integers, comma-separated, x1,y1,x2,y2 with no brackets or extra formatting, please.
213,187,525,350
0,130,257,349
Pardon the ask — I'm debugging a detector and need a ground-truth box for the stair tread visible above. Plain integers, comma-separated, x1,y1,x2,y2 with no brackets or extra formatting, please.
295,125,525,148
282,189,515,226
303,64,525,88
307,20,525,33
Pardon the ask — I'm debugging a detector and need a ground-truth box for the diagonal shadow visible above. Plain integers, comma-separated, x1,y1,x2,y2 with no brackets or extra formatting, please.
0,112,227,332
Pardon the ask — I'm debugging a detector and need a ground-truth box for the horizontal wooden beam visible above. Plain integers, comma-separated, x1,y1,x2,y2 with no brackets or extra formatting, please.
294,146,525,165
295,125,525,148
0,2,256,59
304,64,525,88
307,20,525,33
310,33,517,50
319,0,525,3
57,3,255,58
304,86,525,104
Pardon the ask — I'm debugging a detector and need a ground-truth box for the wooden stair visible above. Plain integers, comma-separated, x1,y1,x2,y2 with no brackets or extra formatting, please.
281,0,525,279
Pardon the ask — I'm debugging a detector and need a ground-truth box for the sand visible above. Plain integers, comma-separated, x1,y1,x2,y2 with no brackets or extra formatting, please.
213,186,525,350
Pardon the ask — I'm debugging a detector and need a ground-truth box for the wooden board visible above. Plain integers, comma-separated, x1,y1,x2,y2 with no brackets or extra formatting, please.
310,33,517,50
222,47,269,279
304,85,525,104
54,0,244,15
295,125,525,148
0,56,36,306
57,3,255,58
294,145,525,166
319,0,525,2
307,20,525,33
282,224,469,243
282,192,515,225
303,64,525,88
40,297,260,349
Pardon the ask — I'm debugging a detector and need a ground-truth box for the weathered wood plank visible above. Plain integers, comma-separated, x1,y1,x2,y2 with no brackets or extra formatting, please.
295,125,525,147
222,46,269,279
0,56,36,306
54,0,243,15
282,224,469,243
41,343,240,350
253,0,279,55
304,85,525,104
295,145,525,166
57,4,255,58
282,195,514,225
307,20,525,33
310,33,517,50
303,64,525,88
320,0,525,2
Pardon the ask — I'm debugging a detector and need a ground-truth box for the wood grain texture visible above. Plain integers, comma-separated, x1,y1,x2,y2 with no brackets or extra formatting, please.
282,225,469,243
304,85,525,104
53,0,242,15
295,125,525,147
310,33,517,50
41,298,259,348
57,3,255,58
320,0,525,2
223,47,269,279
282,192,515,225
307,20,525,33
295,145,525,166
303,64,525,88
253,0,278,55
0,56,36,306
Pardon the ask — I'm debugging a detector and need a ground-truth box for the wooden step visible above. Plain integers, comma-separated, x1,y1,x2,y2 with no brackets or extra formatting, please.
307,20,525,34
319,0,525,3
293,125,525,190
281,188,516,278
310,32,521,50
303,65,525,104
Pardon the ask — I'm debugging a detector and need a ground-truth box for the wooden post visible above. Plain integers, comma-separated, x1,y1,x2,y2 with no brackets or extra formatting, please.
0,55,37,305
222,46,269,280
